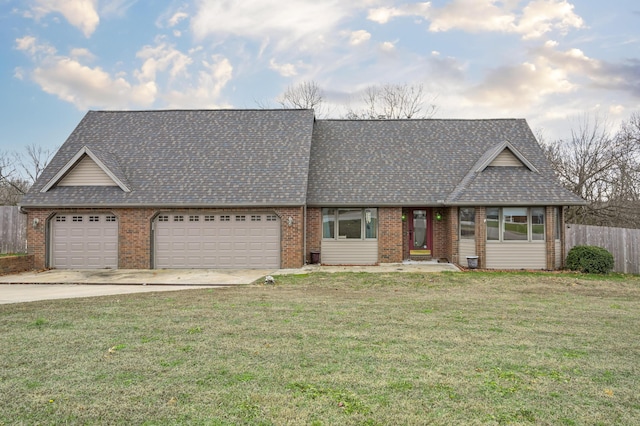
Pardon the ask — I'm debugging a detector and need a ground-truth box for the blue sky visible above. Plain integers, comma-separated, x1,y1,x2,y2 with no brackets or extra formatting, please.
1,0,639,154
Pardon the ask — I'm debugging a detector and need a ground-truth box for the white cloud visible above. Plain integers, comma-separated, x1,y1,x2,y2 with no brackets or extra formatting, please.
349,30,371,46
28,0,100,37
269,59,298,77
168,11,188,27
466,59,574,108
190,0,356,51
367,0,584,40
15,35,56,57
135,41,193,82
100,0,137,18
164,56,233,108
380,41,396,52
518,0,584,39
70,48,95,61
367,2,431,24
32,58,156,109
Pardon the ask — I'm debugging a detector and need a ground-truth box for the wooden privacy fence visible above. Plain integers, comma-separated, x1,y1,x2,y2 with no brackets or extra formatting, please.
0,206,27,254
565,224,640,274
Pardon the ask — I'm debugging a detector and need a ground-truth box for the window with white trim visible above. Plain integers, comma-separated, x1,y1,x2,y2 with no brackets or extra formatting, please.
486,207,545,242
459,207,475,239
322,208,377,240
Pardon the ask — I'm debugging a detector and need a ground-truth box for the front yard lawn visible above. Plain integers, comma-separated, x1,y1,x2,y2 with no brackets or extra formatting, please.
1,271,638,425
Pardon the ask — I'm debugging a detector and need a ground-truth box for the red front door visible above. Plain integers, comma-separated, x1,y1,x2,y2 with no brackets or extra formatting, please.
408,208,432,254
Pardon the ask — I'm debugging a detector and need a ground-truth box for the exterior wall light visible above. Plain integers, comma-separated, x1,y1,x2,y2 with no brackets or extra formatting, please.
435,211,443,221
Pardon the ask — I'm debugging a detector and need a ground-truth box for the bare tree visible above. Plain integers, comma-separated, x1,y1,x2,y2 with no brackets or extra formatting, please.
543,113,640,227
0,151,29,205
0,144,54,205
276,80,326,117
346,83,437,119
18,143,55,183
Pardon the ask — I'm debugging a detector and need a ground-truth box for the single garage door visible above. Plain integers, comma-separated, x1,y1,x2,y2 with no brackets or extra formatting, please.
50,213,118,269
154,213,280,269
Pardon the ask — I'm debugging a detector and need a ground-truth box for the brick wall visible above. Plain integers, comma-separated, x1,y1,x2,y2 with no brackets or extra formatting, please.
113,208,155,269
306,208,322,264
378,207,403,263
474,206,487,269
27,210,51,270
26,206,305,270
545,206,555,270
0,255,35,275
274,206,305,268
432,209,448,261
447,206,459,264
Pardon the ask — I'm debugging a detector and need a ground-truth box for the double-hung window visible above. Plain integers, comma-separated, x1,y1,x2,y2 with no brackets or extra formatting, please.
322,208,378,240
459,207,475,239
486,207,545,242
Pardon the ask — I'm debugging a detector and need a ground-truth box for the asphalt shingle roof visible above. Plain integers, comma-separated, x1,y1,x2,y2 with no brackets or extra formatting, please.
22,109,316,207
306,118,585,206
21,111,585,208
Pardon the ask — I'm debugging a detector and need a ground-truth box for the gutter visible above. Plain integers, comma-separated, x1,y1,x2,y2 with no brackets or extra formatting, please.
18,201,308,210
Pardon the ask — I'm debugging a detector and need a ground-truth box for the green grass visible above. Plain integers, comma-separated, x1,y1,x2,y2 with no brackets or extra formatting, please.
0,252,27,258
1,271,639,425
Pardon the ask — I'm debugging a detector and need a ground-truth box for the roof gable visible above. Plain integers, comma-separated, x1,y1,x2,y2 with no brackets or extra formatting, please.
24,109,315,207
474,140,538,173
40,146,130,193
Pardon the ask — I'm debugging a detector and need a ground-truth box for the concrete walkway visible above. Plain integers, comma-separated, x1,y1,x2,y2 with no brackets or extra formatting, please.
0,261,459,305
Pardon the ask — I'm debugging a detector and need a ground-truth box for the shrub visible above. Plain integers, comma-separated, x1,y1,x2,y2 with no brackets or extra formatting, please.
566,245,614,274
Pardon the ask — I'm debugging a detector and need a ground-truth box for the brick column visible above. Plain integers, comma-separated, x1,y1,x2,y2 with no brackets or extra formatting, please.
545,206,555,270
378,207,403,263
26,210,51,270
305,207,322,264
275,206,305,269
113,208,156,269
448,206,459,264
475,207,487,269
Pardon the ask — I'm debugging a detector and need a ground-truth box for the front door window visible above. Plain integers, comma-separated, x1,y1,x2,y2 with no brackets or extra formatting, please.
413,210,427,249
408,208,431,254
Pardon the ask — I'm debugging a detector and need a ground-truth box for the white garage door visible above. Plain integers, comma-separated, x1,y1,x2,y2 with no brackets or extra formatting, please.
154,213,280,269
50,214,118,269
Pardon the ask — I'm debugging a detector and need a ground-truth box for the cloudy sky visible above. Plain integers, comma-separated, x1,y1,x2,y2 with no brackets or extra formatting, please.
1,0,639,153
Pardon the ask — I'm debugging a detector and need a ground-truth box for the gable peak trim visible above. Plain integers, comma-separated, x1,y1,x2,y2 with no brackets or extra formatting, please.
40,146,131,193
475,140,539,173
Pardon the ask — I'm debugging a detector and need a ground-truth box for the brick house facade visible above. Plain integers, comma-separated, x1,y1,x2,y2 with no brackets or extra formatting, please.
20,110,585,272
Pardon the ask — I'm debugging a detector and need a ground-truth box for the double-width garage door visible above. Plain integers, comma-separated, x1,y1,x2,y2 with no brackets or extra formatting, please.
50,213,118,269
154,213,280,269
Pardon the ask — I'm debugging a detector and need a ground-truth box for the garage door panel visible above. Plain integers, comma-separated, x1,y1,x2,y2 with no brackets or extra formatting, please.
155,212,280,269
51,214,118,269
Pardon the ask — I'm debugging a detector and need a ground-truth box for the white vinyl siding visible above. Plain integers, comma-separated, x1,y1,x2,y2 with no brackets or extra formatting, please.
486,242,546,269
58,155,117,186
555,240,562,269
321,240,378,265
489,149,524,167
459,239,476,260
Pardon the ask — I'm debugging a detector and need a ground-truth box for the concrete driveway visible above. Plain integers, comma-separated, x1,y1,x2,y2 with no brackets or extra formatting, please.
0,262,459,305
0,268,272,305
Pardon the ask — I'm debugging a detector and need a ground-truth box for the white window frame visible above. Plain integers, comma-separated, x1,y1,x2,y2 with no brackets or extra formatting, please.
486,207,545,242
322,208,378,241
